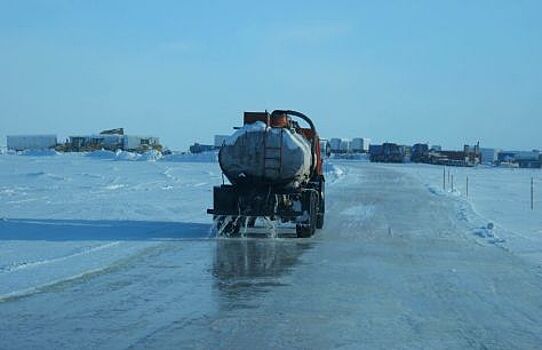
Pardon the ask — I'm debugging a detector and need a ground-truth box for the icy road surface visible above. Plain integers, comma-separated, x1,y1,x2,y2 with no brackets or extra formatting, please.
0,154,541,349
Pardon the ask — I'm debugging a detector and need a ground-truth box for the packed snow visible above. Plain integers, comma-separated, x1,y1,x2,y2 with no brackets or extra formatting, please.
1,152,541,349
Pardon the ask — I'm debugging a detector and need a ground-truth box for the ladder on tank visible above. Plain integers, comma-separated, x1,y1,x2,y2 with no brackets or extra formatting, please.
263,129,283,179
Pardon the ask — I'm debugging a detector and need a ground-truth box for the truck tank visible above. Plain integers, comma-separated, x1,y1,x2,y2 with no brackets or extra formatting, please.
219,113,313,189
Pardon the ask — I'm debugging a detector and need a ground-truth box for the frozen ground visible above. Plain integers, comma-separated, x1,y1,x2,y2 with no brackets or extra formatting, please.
378,162,542,266
0,153,541,349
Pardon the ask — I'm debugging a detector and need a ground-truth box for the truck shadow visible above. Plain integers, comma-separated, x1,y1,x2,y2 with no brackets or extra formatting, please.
0,218,211,241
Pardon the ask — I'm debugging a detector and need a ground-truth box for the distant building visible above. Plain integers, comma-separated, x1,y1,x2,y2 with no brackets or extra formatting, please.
402,145,412,162
351,138,370,153
7,135,57,151
498,151,517,163
189,143,216,154
328,138,353,154
369,143,405,163
369,144,382,156
64,129,161,153
329,138,342,153
413,142,481,167
480,148,500,165
339,139,351,153
123,135,160,152
411,143,430,163
498,151,541,168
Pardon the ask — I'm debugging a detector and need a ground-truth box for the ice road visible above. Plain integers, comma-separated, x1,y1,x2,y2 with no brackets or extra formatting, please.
0,154,541,349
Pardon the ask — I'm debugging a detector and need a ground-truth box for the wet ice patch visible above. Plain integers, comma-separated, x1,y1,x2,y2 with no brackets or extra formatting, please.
105,184,125,190
342,204,376,220
0,188,16,196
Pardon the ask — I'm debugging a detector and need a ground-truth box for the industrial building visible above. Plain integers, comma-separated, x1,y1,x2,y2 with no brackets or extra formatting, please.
497,151,541,168
369,143,406,163
351,138,371,153
328,137,370,154
409,142,481,167
189,143,216,153
189,135,228,154
480,148,500,165
62,129,161,153
7,135,58,151
329,138,347,153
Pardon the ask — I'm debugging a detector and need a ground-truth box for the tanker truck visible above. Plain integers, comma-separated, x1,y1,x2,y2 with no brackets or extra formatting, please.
207,110,325,238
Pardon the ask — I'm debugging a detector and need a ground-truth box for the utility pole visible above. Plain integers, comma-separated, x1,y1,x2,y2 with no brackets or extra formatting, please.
532,177,534,211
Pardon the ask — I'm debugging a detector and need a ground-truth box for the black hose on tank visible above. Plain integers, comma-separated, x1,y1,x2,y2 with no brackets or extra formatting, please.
271,110,317,176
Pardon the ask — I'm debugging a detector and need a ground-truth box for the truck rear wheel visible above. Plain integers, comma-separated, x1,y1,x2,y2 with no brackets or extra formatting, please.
316,214,324,229
296,224,313,238
296,190,317,238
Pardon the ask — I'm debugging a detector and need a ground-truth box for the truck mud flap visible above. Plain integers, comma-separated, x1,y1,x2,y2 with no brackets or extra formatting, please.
207,185,239,216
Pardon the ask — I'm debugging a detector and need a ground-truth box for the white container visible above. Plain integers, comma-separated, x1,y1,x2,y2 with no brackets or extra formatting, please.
339,139,351,153
515,151,540,161
123,135,160,150
351,138,370,152
7,135,57,151
102,134,123,146
480,148,499,165
329,138,342,152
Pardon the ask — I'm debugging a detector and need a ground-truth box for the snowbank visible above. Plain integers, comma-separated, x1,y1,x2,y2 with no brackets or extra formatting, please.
162,151,218,163
85,150,118,160
85,150,163,161
18,149,60,157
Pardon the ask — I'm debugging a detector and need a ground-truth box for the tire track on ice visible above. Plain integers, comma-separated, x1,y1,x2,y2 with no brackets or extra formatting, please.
0,242,121,273
0,242,165,304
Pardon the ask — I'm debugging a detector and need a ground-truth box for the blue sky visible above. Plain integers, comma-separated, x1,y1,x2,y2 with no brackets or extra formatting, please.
1,0,541,150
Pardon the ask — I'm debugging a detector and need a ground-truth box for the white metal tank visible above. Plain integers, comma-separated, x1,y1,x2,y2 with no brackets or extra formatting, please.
219,121,312,187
